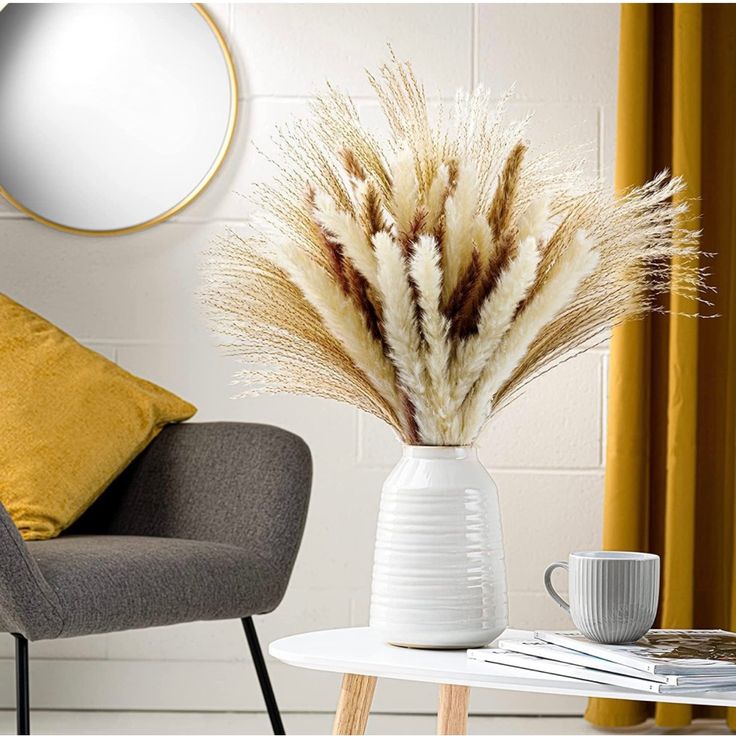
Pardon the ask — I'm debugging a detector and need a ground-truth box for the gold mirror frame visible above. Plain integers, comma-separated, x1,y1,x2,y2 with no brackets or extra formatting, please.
0,3,238,237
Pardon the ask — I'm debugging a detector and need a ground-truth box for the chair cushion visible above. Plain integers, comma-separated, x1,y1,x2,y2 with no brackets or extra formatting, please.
0,293,196,541
27,535,281,638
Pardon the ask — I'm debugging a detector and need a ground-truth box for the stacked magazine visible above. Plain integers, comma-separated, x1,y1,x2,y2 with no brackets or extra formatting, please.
468,630,736,693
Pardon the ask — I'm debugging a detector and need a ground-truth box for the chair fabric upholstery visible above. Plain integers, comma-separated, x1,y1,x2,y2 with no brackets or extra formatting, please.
0,422,312,640
27,536,283,638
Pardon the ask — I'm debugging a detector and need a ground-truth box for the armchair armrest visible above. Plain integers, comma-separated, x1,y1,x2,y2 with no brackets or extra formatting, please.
0,502,63,639
74,422,312,589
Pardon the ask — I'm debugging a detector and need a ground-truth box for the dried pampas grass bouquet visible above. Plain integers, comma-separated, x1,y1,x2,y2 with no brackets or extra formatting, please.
204,55,704,447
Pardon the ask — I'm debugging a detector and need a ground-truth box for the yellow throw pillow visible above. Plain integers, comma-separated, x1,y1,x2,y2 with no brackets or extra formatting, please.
0,294,197,540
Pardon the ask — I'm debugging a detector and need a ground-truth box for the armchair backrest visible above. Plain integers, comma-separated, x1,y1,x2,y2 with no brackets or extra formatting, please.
71,422,313,583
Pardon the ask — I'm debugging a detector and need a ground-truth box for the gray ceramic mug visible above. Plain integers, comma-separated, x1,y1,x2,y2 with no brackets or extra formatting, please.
544,551,660,643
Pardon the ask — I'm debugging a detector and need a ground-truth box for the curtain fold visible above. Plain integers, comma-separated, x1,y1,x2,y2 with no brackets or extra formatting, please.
585,3,736,730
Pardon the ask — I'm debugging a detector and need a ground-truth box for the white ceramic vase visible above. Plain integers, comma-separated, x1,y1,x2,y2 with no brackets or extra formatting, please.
369,445,508,649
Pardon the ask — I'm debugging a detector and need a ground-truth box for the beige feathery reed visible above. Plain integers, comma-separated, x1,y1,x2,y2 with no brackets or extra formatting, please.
204,55,708,446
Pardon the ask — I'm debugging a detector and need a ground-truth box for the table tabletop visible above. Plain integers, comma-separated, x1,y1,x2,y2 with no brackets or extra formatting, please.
269,626,736,708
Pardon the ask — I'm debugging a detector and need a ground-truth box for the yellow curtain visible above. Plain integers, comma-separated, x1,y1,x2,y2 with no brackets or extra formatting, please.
585,3,736,730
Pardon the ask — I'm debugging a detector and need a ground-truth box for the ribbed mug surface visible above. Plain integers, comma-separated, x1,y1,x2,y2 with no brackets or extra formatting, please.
569,552,659,643
369,445,507,649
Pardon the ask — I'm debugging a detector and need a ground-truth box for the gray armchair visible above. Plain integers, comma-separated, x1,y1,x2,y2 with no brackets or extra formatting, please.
0,422,312,736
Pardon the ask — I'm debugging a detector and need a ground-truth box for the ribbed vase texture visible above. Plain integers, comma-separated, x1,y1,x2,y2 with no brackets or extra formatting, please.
369,445,507,649
570,553,659,643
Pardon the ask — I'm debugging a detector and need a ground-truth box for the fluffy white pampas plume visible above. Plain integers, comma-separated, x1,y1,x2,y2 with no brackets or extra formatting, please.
410,235,453,444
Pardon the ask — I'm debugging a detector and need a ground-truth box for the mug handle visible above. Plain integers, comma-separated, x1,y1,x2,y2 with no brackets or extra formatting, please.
544,561,570,612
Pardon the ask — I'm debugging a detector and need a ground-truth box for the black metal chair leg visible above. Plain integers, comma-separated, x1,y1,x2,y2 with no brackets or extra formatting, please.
241,617,285,735
12,634,30,736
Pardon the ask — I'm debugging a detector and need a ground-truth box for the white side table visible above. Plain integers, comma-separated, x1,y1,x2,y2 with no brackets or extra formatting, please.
270,627,736,735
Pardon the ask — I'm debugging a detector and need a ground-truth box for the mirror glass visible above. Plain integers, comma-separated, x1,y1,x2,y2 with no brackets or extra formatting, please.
0,4,237,235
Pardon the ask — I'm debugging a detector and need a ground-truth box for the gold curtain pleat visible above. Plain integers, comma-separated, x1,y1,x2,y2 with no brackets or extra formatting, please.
586,3,736,730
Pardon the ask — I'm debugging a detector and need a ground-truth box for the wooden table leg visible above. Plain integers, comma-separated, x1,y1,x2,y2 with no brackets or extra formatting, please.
332,673,377,735
437,684,470,735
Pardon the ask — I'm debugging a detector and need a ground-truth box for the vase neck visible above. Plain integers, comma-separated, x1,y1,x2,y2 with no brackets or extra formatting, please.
401,445,477,461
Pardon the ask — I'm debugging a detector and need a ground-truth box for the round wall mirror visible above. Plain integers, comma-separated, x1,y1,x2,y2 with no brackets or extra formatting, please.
0,4,238,236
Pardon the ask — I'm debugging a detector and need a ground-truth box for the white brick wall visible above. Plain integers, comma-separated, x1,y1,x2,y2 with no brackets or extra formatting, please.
0,3,619,716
